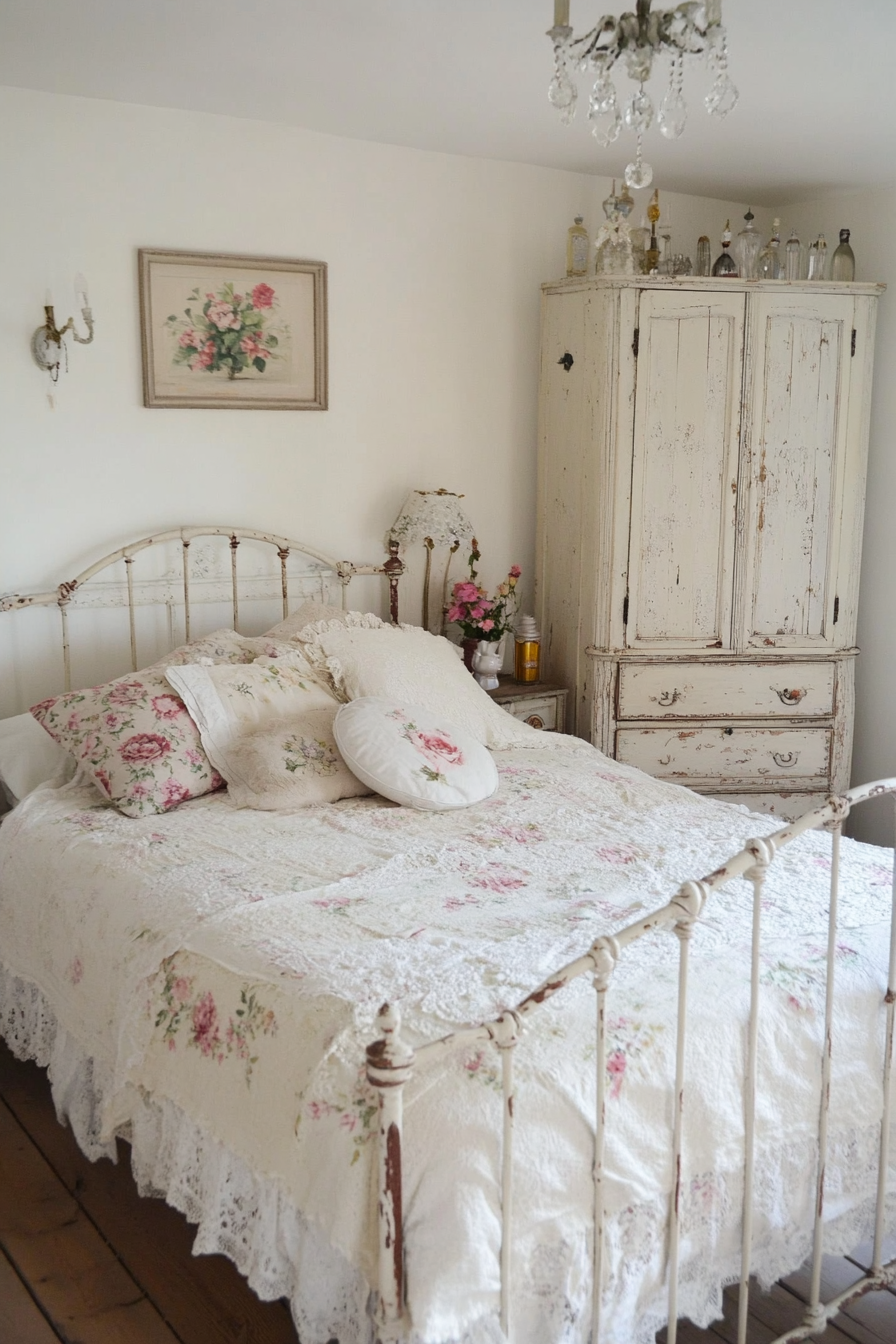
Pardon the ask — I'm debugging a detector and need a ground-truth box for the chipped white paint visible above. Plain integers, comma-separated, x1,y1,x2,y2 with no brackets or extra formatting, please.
536,278,883,820
616,724,832,783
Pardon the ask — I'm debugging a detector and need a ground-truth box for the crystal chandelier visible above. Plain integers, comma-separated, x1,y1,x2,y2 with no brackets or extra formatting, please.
547,0,738,189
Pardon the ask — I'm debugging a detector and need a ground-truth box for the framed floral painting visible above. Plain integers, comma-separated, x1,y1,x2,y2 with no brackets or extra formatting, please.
138,249,327,410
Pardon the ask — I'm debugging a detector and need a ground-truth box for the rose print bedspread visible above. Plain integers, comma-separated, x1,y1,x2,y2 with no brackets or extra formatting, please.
1,738,894,1344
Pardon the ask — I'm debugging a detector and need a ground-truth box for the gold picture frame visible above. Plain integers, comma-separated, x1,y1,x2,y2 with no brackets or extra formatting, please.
138,248,327,410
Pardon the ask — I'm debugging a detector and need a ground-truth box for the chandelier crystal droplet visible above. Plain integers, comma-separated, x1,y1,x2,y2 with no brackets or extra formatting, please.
547,0,737,186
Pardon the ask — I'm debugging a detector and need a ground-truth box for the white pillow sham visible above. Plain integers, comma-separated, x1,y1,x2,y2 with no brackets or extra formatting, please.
312,625,541,749
166,653,369,810
0,712,75,806
334,699,498,811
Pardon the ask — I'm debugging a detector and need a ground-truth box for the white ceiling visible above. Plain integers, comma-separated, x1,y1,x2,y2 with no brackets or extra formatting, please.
1,0,894,206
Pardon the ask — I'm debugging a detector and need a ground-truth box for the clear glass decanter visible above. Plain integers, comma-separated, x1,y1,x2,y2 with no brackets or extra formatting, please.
807,234,827,281
785,228,802,281
831,229,855,281
757,219,784,279
711,221,737,276
695,235,712,276
735,208,762,280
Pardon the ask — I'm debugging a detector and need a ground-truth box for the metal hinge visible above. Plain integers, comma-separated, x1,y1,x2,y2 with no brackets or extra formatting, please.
622,595,629,625
851,329,856,357
833,595,840,624
632,327,640,358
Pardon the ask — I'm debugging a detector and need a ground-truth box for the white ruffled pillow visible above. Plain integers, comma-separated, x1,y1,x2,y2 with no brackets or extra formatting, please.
311,625,541,749
263,599,352,640
166,653,369,810
0,713,76,806
334,699,498,810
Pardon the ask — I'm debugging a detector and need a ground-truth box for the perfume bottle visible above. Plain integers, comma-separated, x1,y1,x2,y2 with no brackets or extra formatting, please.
695,235,712,276
566,217,589,277
514,615,541,683
711,220,737,276
831,229,855,281
785,228,802,281
735,208,762,280
631,214,651,273
807,234,827,281
757,219,784,279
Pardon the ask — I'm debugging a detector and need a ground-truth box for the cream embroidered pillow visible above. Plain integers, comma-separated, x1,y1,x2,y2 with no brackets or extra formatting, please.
166,653,370,810
264,599,351,640
313,625,542,749
334,699,498,810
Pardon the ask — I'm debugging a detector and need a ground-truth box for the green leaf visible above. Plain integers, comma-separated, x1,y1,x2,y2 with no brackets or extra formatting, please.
266,334,278,347
168,314,177,322
253,356,267,373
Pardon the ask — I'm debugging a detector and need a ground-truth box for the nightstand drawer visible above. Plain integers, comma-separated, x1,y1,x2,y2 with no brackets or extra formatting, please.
617,661,836,720
615,725,832,783
487,681,568,732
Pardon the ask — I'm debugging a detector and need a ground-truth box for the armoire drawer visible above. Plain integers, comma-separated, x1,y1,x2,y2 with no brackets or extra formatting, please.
617,661,835,720
615,725,832,783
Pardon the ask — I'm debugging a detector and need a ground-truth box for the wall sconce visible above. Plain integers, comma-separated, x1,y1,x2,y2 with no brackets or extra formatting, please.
390,488,476,632
31,275,95,381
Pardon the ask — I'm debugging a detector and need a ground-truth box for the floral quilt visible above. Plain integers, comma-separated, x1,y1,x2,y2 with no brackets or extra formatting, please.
0,738,894,1344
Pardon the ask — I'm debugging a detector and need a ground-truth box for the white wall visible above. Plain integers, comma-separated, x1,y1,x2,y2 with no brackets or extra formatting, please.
0,84,755,717
782,187,896,846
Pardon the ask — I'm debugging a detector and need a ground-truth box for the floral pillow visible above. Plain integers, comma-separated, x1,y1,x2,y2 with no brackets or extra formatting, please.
166,654,370,810
333,698,498,810
28,629,290,818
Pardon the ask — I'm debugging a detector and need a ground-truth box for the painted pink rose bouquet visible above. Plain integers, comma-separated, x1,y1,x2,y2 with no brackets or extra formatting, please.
165,280,282,380
447,546,521,641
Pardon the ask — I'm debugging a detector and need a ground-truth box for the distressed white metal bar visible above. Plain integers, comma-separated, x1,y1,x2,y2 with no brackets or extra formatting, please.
59,599,71,692
489,1011,520,1337
230,535,240,632
666,926,691,1343
124,555,137,671
738,837,775,1344
804,816,845,1334
873,795,896,1273
182,539,191,642
366,1004,414,1338
278,547,290,619
591,939,618,1344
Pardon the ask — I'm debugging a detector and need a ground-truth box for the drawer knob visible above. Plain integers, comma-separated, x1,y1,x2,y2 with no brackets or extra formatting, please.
525,714,546,730
772,751,799,768
657,688,680,707
772,686,807,706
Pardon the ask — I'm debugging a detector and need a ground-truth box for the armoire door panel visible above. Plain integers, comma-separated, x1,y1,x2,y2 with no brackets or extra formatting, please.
626,290,744,650
742,293,854,648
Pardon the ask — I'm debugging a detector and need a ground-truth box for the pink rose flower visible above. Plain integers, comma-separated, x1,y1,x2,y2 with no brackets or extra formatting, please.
151,694,184,721
178,329,198,348
509,565,521,579
206,292,215,300
108,680,146,706
173,976,191,1004
207,300,240,331
607,1049,627,1099
413,731,464,769
67,713,82,731
479,618,495,632
191,991,220,1056
446,604,465,623
453,581,480,603
161,779,191,808
251,282,275,309
120,733,171,764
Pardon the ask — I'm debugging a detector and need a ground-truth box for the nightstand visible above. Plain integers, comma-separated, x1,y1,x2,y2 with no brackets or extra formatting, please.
486,677,568,733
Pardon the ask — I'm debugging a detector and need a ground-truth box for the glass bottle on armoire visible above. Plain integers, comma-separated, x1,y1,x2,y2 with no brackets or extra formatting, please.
711,221,737,276
831,229,856,281
757,219,784,279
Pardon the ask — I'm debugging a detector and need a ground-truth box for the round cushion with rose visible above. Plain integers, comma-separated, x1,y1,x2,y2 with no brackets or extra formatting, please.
333,698,498,811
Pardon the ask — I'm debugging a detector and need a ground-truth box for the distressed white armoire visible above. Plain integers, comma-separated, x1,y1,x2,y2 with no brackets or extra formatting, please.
536,276,882,819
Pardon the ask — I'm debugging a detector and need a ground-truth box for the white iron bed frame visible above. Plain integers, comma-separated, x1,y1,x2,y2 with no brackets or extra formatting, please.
2,525,895,1344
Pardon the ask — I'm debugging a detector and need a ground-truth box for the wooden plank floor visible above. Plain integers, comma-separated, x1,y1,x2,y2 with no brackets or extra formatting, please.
1,1038,895,1344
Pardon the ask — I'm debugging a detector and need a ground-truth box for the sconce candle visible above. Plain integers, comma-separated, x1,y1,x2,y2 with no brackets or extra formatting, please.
31,275,95,381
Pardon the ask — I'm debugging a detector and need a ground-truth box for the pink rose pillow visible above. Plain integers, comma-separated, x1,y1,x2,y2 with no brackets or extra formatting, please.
333,698,498,811
28,629,289,818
